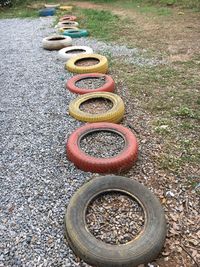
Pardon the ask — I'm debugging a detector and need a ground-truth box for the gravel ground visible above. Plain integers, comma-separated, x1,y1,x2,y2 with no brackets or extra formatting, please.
86,192,144,245
80,98,113,114
0,17,90,267
76,77,106,90
80,131,125,158
0,17,165,267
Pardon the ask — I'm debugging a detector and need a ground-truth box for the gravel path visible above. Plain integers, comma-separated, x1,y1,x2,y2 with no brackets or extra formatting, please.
0,17,89,267
0,17,164,267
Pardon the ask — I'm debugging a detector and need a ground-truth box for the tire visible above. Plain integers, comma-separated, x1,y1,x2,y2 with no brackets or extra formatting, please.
58,46,93,61
44,4,60,8
38,8,56,16
58,26,79,34
68,92,124,123
59,15,77,21
59,5,73,11
66,53,108,74
65,175,167,267
66,73,115,94
57,21,79,28
66,122,138,173
62,29,89,38
42,35,72,50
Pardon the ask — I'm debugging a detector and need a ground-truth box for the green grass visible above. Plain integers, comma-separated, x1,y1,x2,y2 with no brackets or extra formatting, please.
75,8,122,41
0,5,38,18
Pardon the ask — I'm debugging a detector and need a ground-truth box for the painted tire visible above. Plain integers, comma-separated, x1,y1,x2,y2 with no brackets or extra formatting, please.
59,15,77,21
66,54,108,74
44,4,60,8
67,123,138,173
62,29,89,38
57,21,79,28
58,26,79,33
42,35,72,50
66,73,115,94
58,46,93,61
38,8,56,16
65,175,166,267
59,6,73,11
68,92,124,123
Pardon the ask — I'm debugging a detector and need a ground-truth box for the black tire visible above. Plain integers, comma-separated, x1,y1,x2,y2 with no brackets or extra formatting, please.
65,175,166,267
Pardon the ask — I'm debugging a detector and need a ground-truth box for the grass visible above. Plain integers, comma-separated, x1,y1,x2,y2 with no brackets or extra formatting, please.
78,0,200,10
74,8,122,41
110,59,200,173
0,4,38,18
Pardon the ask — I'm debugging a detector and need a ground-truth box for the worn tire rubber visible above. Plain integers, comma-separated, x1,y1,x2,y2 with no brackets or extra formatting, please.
38,8,56,16
62,29,89,38
44,4,60,8
59,15,77,21
42,35,72,50
65,175,167,267
57,21,79,28
66,122,138,173
58,46,93,61
68,92,124,123
66,53,108,74
66,73,115,94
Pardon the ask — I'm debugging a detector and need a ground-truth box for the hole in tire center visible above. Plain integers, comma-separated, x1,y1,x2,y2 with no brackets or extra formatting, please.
75,77,106,90
80,130,125,158
86,192,145,245
49,37,66,41
65,49,86,54
62,22,75,25
80,97,113,114
68,30,79,33
75,58,100,67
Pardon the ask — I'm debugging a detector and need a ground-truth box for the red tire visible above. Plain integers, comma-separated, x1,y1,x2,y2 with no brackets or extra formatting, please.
66,73,115,94
66,122,138,173
59,15,77,21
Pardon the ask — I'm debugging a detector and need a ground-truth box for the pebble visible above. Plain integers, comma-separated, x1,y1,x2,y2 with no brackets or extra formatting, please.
80,131,125,158
76,77,106,90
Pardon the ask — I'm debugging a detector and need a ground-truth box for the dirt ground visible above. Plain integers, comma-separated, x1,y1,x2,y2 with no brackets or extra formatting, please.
73,1,200,61
70,2,200,267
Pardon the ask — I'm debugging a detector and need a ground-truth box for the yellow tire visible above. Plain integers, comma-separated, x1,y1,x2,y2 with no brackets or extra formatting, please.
69,92,125,123
59,6,73,11
66,53,108,74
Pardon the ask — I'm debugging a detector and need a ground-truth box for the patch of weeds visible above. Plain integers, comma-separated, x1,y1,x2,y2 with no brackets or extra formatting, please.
154,118,171,135
0,5,38,18
75,8,122,42
174,106,199,119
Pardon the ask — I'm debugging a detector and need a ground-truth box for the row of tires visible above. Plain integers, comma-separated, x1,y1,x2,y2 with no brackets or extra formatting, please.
39,5,73,16
41,7,166,267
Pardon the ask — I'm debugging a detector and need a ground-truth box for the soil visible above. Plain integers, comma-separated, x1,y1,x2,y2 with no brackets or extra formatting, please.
75,58,100,67
79,98,113,114
76,77,106,90
86,192,145,245
80,131,125,158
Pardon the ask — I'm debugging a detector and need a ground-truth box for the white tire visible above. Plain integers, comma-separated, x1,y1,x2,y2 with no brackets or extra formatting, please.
44,4,60,8
58,46,94,61
57,21,79,28
42,35,72,50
